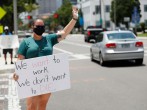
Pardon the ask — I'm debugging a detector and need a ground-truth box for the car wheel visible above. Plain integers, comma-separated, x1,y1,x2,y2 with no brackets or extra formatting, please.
135,59,143,65
84,38,87,42
90,51,94,62
99,53,105,66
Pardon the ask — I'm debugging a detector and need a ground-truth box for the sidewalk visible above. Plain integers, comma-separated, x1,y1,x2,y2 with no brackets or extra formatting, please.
0,55,17,73
0,55,21,110
138,36,147,40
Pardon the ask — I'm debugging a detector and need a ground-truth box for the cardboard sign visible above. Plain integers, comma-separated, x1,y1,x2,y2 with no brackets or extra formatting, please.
14,53,70,99
0,35,19,49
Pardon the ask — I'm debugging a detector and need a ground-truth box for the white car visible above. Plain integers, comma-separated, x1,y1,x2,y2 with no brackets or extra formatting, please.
90,31,144,66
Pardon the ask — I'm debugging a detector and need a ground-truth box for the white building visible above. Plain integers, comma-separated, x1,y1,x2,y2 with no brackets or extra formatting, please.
78,0,147,30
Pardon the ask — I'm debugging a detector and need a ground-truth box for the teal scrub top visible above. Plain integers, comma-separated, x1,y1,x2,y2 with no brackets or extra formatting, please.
17,34,58,59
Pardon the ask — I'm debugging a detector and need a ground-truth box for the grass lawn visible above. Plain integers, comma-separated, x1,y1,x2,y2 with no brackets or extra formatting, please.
137,33,147,37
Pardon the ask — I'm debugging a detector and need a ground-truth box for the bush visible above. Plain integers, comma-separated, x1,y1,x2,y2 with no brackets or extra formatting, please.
140,22,145,33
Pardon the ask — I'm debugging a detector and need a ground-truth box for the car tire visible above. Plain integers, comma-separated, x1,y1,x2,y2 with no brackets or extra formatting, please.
135,59,143,65
84,37,88,42
99,53,105,66
90,51,94,62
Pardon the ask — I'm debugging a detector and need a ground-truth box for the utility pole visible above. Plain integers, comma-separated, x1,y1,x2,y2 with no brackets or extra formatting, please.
99,0,102,28
13,0,18,34
101,0,106,28
114,0,116,29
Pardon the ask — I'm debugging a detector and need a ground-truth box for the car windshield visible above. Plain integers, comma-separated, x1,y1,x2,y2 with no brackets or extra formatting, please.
107,33,136,40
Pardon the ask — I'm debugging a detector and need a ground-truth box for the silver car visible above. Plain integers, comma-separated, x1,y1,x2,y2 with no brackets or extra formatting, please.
90,31,144,66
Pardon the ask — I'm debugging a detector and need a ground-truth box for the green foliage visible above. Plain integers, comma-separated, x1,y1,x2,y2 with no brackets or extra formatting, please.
55,0,72,26
49,0,81,31
0,0,37,31
25,3,39,12
140,22,145,33
137,32,147,37
49,0,74,30
110,0,141,26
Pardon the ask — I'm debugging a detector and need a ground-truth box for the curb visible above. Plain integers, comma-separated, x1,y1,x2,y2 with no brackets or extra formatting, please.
138,37,147,40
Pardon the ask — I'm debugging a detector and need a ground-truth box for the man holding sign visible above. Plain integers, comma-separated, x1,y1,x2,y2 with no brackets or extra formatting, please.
13,6,79,110
2,26,14,64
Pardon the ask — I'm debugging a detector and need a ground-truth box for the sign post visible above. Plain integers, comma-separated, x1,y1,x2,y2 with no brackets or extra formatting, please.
13,0,18,34
124,17,130,29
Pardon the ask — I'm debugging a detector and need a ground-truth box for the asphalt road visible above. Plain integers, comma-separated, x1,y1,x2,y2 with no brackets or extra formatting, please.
1,34,147,110
47,35,147,110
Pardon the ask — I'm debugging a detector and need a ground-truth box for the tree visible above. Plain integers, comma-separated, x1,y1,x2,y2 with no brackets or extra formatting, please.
0,0,37,32
50,0,81,32
54,0,72,27
110,0,141,27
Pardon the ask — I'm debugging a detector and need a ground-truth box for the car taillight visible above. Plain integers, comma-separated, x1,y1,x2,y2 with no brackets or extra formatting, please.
106,43,116,48
135,42,143,47
88,31,91,36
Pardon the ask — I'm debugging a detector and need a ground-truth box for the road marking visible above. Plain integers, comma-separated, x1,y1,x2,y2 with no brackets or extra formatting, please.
71,54,90,60
0,85,8,88
61,41,91,48
54,47,90,60
0,73,21,110
7,75,21,110
0,78,9,81
54,47,73,55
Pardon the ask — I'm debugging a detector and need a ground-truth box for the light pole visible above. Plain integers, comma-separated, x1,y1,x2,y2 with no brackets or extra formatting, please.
13,0,18,34
99,0,102,27
113,0,116,29
101,0,106,28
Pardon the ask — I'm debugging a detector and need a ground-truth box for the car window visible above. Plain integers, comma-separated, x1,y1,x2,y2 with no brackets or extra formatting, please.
96,33,103,42
107,33,135,40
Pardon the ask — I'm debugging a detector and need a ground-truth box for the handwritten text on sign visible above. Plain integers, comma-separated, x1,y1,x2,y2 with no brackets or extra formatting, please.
14,53,70,99
0,35,19,49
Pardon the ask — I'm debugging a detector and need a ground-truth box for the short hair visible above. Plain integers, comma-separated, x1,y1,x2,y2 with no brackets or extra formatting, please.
32,19,44,26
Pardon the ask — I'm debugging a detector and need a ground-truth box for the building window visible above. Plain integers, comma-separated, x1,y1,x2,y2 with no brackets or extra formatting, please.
95,5,100,14
105,21,110,28
105,5,110,12
144,5,147,12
